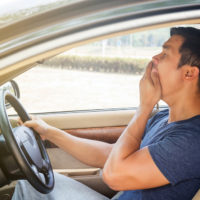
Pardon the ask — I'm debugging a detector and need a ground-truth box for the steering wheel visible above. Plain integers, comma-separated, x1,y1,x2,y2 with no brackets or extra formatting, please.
0,90,54,194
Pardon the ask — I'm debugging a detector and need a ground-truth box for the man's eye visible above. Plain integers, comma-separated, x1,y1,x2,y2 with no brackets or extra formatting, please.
161,53,167,58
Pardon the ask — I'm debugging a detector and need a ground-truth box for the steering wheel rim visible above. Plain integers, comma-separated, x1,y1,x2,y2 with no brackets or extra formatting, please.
0,90,54,194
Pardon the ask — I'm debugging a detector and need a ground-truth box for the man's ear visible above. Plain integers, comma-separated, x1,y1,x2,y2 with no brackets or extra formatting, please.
183,66,199,80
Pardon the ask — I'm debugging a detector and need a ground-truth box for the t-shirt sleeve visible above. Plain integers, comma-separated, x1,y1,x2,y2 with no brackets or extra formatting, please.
148,129,200,185
142,110,165,139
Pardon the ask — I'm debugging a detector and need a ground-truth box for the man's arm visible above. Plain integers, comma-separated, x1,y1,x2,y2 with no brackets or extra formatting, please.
23,118,113,168
103,62,169,191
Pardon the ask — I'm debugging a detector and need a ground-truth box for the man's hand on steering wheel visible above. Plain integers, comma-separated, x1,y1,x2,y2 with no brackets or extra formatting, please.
18,116,53,141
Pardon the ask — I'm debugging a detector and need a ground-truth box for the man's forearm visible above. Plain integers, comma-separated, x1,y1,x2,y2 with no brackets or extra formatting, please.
116,106,152,157
46,127,113,168
103,106,152,176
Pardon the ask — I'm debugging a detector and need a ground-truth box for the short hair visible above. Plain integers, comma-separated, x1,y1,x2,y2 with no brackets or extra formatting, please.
170,27,200,89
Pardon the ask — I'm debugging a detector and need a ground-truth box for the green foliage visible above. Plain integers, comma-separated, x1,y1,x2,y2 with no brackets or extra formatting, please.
43,55,150,74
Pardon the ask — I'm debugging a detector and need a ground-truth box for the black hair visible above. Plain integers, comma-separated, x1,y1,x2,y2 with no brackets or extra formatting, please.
170,27,200,89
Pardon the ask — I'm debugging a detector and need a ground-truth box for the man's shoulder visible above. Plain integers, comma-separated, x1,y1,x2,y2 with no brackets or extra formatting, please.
148,109,169,126
151,108,169,120
155,108,169,116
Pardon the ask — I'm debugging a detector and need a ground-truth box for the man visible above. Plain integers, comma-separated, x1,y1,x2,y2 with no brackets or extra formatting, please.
12,27,200,200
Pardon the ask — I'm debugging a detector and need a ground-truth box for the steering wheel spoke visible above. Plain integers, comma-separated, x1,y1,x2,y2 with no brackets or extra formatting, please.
31,164,46,184
31,164,40,177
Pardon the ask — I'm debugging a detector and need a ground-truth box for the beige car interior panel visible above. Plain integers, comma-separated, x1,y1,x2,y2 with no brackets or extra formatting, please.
47,148,92,170
9,109,135,130
48,149,115,197
54,168,100,177
40,109,135,129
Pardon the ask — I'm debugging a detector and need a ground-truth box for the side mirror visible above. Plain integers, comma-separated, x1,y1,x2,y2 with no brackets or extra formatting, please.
0,80,20,109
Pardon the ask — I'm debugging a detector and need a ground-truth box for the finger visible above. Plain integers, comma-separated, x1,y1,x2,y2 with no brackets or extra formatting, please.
141,63,150,81
29,114,37,120
143,62,153,78
17,118,23,126
41,135,46,141
151,68,161,88
146,62,153,78
24,120,36,128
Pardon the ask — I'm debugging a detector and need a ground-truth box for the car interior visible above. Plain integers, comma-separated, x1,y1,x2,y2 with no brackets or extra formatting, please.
0,1,200,200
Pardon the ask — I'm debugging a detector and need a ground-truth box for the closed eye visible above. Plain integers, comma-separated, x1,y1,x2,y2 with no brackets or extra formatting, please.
161,52,167,59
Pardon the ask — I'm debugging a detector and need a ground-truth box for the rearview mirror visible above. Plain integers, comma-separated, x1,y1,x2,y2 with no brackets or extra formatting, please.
0,80,20,109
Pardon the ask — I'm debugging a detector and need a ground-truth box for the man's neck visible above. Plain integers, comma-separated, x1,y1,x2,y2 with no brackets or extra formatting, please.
167,97,200,123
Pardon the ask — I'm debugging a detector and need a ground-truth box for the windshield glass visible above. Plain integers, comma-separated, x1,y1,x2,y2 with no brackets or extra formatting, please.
0,0,77,28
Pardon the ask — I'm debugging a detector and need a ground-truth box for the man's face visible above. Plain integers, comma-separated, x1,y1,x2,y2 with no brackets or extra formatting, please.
152,35,185,102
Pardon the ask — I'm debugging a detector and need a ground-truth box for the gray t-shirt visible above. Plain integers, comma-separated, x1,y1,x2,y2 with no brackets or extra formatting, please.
118,109,200,200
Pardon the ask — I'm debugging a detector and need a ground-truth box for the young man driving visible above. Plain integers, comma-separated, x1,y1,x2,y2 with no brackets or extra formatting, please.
12,27,200,200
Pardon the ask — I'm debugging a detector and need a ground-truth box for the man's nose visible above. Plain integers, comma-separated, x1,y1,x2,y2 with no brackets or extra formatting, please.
152,54,159,66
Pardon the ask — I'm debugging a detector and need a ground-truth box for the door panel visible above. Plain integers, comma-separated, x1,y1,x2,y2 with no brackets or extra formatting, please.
65,126,125,143
46,126,125,147
40,109,135,196
41,109,135,129
42,109,135,169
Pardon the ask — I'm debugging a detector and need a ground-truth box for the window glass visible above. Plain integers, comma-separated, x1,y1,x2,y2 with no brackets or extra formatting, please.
13,27,170,114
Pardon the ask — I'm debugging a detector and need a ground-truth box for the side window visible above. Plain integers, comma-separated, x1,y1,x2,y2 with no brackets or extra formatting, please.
13,28,169,114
